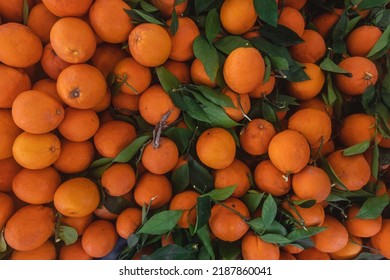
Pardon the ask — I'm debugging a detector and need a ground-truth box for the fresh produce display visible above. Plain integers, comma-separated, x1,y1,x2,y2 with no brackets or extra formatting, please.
1,0,390,261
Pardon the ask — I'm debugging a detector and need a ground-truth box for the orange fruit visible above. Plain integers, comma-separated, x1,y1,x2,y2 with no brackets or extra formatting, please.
90,43,128,79
289,29,326,63
94,205,119,221
312,8,343,38
138,85,181,126
91,88,112,113
54,177,101,218
190,58,218,87
223,47,265,94
0,0,34,23
254,159,292,196
10,240,57,260
141,137,179,175
0,157,22,193
27,3,58,44
0,192,14,229
93,120,137,158
4,204,55,251
295,247,330,260
111,91,140,113
0,64,31,109
222,88,251,122
209,197,250,242
81,219,118,258
239,118,276,156
60,214,94,236
286,63,325,100
345,205,382,238
298,96,333,117
277,7,305,36
213,159,251,198
279,250,296,260
346,25,382,57
281,199,325,227
89,0,134,44
241,231,280,260
196,127,236,170
150,0,188,18
128,23,172,67
166,16,200,62
12,166,61,205
292,165,331,203
327,150,371,191
101,163,136,196
161,233,174,247
169,190,200,228
116,207,142,239
113,57,152,95
371,219,390,259
42,0,93,17
163,60,191,84
282,244,303,254
12,89,65,134
329,235,363,260
59,239,93,260
133,172,172,209
12,131,61,170
220,0,257,35
0,23,43,68
312,215,349,253
40,43,72,80
32,79,62,104
334,56,378,96
268,129,310,175
249,75,276,98
283,0,307,10
57,63,107,109
0,109,23,160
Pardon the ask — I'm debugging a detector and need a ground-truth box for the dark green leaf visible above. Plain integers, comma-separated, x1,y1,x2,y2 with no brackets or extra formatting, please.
293,237,315,249
171,162,190,193
193,35,219,83
358,0,390,9
127,233,140,249
196,225,215,260
202,185,237,201
169,7,179,35
292,199,316,208
164,127,192,154
188,158,213,192
287,227,327,242
174,0,187,5
372,141,379,180
270,56,289,70
354,252,385,260
362,85,376,110
373,9,390,29
259,24,304,47
342,140,371,156
323,73,337,106
262,101,278,123
22,0,29,25
103,194,133,215
194,0,212,15
58,226,78,246
195,85,234,107
218,241,241,260
214,36,251,54
137,210,183,235
320,157,348,191
124,9,165,25
141,244,195,260
254,0,278,27
320,57,352,76
156,66,181,93
89,162,113,179
113,135,151,163
140,1,159,12
205,9,220,44
197,246,211,260
332,10,348,54
262,194,278,230
242,191,264,214
260,233,291,244
283,62,310,82
181,95,211,123
0,230,7,253
89,157,113,169
263,56,272,83
355,193,390,219
367,25,390,58
248,218,288,236
191,195,211,235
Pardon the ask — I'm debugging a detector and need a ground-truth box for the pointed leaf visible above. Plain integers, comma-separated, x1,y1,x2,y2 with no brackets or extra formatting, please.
137,210,183,235
90,157,113,169
190,195,211,235
355,194,390,219
124,9,165,25
262,194,278,230
218,240,241,260
58,226,78,246
320,57,352,76
188,158,213,192
205,8,220,44
22,0,29,25
127,233,140,249
372,141,380,180
140,1,159,12
171,162,190,193
247,218,288,236
169,7,179,35
195,85,234,107
287,227,327,242
156,66,181,92
254,0,278,27
320,157,348,191
358,0,390,9
214,35,251,54
242,191,264,214
331,10,348,54
104,194,133,214
259,24,304,47
260,234,291,244
0,230,6,253
141,244,195,260
354,252,385,260
343,140,371,156
193,35,219,83
202,185,237,201
196,225,215,260
164,127,192,154
367,25,390,58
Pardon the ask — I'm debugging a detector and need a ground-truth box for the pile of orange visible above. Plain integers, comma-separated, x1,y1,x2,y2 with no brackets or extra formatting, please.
1,0,390,260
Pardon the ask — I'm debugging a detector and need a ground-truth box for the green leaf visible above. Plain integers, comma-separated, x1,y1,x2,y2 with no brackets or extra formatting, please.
58,226,78,246
22,0,29,25
190,195,211,235
141,244,195,260
262,194,278,230
127,233,140,249
342,140,371,156
195,85,234,107
137,210,183,235
214,36,251,54
202,185,237,201
283,62,310,82
367,25,390,58
247,218,288,236
260,233,291,244
323,73,337,106
242,191,265,214
292,199,316,208
197,246,211,260
358,0,390,9
287,227,327,242
89,157,113,169
354,252,385,260
372,141,380,180
254,0,278,27
259,24,304,47
171,162,190,193
196,225,215,260
89,162,113,179
355,193,390,219
164,127,192,154
320,157,348,191
169,7,179,35
362,85,376,110
193,35,219,83
263,56,272,83
124,9,165,25
188,158,213,192
181,95,211,123
103,194,133,215
205,9,220,44
0,230,6,253
320,57,352,76
332,10,348,54
269,56,289,70
262,101,278,124
373,9,390,29
140,1,159,12
346,15,361,35
218,241,241,260
194,0,213,15
113,135,151,163
156,66,181,93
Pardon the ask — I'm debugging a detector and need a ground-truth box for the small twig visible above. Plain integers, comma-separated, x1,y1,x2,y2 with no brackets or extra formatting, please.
152,109,172,149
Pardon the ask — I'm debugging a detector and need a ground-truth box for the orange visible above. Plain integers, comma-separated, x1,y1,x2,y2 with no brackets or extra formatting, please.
289,29,326,63
281,199,325,227
220,0,257,35
0,0,34,23
111,91,140,113
94,205,119,221
89,0,134,44
116,207,142,239
4,204,55,251
40,43,71,80
128,23,172,67
12,132,61,170
58,107,100,142
254,159,292,196
282,244,303,254
268,129,310,175
27,3,58,44
133,172,172,209
346,25,382,57
0,23,43,68
223,47,265,94
90,43,128,78
60,214,94,236
249,75,276,98
190,58,218,87
54,177,101,218
59,239,93,260
161,233,174,247
209,198,250,242
12,166,61,205
312,215,349,253
166,16,200,62
327,150,371,191
295,247,330,260
10,240,56,260
239,118,276,156
345,206,382,238
371,219,390,259
312,8,343,38
222,88,251,122
113,57,152,95
91,88,111,113
81,219,118,258
288,108,332,148
0,157,22,193
0,109,23,160
196,127,236,170
0,64,31,109
283,0,307,10
151,0,188,18
0,192,14,229
32,79,63,104
213,159,251,198
329,235,363,260
12,89,65,134
277,7,305,36
57,63,107,109
141,137,179,175
279,250,296,260
42,0,93,17
169,190,200,228
138,85,181,126
93,120,137,158
286,63,325,100
50,17,96,64
101,163,136,196
241,231,280,260
298,96,333,117
163,60,191,84
334,56,378,96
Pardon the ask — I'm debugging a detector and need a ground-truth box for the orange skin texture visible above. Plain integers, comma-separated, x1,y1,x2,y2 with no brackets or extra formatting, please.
279,251,296,260
113,57,152,95
220,0,257,35
295,247,330,260
32,79,63,105
371,219,390,259
282,0,307,10
190,58,218,87
282,200,325,227
334,56,378,96
0,192,14,229
346,25,382,57
54,177,100,218
59,239,93,260
27,3,59,44
151,0,188,18
116,207,142,239
290,29,326,63
111,91,140,113
277,7,305,36
40,43,72,80
42,0,93,17
4,205,55,251
312,8,344,38
222,88,251,122
241,231,280,260
209,198,250,242
299,96,333,117
345,206,382,238
329,236,363,260
101,163,136,197
0,109,23,160
223,47,265,94
10,240,57,260
327,150,371,191
169,190,200,228
60,214,94,236
249,75,276,98
0,64,31,109
0,157,23,192
163,60,191,84
91,43,128,79
196,127,236,170
0,0,34,23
